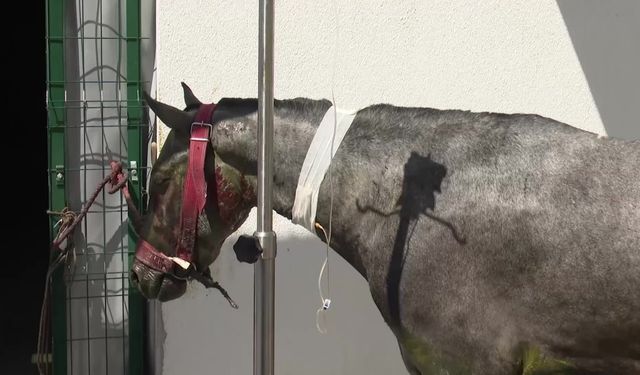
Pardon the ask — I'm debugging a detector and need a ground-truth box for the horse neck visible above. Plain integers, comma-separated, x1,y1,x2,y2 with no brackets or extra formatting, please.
213,97,330,215
213,98,366,275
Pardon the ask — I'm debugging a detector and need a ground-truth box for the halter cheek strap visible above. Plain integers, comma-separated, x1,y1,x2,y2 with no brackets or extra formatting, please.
135,103,216,275
176,103,216,263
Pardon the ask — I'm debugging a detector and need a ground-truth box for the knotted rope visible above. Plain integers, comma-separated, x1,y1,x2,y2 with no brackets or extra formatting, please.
36,162,138,375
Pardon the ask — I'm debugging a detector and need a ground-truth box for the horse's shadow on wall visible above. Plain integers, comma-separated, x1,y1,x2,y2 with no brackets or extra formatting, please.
358,152,466,325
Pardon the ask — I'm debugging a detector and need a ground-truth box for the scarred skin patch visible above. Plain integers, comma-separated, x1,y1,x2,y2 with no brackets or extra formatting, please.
214,163,255,226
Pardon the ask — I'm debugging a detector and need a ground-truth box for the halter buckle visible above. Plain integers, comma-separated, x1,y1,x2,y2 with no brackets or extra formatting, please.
190,121,212,142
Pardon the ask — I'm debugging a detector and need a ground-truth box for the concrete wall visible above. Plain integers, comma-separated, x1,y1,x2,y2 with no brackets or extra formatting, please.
154,1,639,374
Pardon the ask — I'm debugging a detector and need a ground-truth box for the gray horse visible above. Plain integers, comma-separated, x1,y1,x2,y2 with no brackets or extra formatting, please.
131,83,640,374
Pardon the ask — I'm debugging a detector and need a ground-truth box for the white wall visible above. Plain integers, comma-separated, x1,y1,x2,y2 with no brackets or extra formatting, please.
154,1,639,374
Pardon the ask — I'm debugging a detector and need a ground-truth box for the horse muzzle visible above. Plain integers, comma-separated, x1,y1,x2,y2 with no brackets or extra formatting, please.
129,258,188,302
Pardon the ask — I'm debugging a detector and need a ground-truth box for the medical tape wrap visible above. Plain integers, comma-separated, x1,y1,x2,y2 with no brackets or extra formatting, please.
292,105,357,231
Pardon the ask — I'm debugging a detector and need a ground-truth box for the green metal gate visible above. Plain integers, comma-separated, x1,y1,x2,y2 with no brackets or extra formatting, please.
46,0,151,373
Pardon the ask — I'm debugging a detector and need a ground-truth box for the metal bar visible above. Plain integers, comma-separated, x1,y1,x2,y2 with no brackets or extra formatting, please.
45,36,151,40
82,88,91,375
99,0,110,367
45,124,148,129
46,0,67,373
78,0,88,369
45,89,149,93
126,0,145,373
117,0,128,371
256,1,275,234
67,336,129,342
254,0,277,374
76,4,90,373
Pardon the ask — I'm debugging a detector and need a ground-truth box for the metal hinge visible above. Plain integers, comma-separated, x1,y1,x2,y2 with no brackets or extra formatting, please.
129,160,138,182
55,165,64,186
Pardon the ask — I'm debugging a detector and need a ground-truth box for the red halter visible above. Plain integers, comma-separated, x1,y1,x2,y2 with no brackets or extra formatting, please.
135,103,216,279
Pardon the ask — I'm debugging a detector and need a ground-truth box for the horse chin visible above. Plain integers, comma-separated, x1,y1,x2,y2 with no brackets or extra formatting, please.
156,277,187,302
130,260,187,302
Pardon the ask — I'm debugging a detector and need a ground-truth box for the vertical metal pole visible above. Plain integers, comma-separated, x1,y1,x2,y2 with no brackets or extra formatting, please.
254,0,276,374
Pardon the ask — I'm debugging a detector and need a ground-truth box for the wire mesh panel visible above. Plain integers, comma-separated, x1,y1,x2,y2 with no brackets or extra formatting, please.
46,0,151,374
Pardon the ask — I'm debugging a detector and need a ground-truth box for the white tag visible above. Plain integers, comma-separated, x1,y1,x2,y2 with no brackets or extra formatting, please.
170,257,191,270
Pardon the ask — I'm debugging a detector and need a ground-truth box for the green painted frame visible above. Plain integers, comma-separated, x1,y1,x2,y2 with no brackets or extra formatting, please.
46,0,147,373
126,0,145,373
46,0,67,373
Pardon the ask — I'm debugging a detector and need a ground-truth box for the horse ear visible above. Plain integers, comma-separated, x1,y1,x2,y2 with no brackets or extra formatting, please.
143,90,192,132
181,82,202,108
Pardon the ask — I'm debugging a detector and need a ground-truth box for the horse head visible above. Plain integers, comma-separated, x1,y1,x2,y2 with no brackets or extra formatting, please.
130,83,256,302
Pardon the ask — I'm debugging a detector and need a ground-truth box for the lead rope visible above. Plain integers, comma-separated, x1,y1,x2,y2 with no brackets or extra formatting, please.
36,162,139,375
36,208,76,375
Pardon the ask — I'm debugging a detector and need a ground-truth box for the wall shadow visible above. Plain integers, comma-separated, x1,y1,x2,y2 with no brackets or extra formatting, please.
557,0,640,140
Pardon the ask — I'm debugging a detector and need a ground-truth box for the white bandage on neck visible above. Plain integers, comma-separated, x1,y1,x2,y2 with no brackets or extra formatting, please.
291,105,357,232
